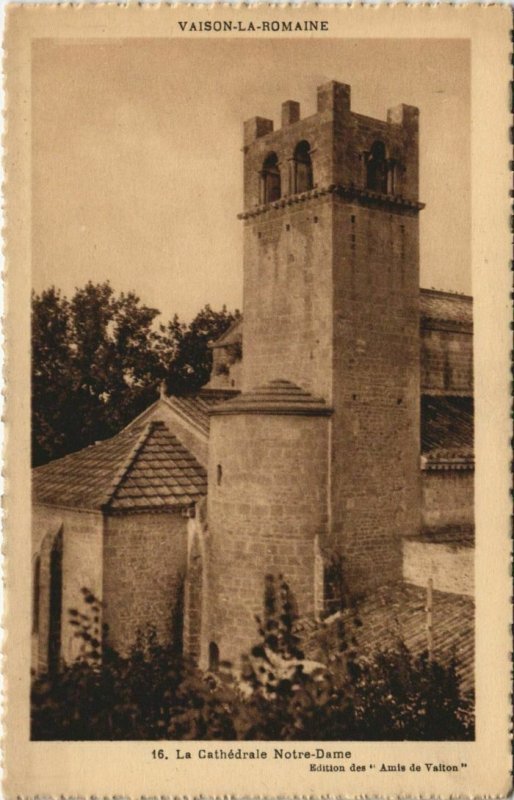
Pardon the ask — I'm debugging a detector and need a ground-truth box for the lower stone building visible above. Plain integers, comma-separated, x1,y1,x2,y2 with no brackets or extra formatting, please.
32,417,207,673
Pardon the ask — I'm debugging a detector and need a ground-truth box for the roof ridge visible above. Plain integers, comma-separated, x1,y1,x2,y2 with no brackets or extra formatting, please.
208,316,243,349
420,287,473,301
100,420,166,510
164,395,210,437
120,396,165,433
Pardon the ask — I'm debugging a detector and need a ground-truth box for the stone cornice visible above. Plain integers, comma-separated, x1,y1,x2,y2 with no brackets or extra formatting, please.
238,184,424,219
421,454,474,472
422,389,473,399
211,404,333,417
210,379,333,417
104,505,192,517
33,501,103,517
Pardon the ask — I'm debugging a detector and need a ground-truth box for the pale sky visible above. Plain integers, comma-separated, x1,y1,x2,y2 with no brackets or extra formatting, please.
32,38,470,321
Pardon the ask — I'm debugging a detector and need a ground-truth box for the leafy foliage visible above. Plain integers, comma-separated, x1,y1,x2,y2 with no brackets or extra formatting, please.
31,581,473,741
160,306,241,395
32,283,239,465
351,643,473,740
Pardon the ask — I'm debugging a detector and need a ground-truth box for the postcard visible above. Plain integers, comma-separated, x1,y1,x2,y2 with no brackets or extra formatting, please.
4,4,512,797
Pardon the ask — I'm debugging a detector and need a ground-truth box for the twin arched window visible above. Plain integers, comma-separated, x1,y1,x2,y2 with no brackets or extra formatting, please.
261,140,313,204
261,140,400,203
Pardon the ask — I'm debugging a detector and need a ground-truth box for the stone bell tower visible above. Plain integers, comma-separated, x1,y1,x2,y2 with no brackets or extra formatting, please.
203,81,424,667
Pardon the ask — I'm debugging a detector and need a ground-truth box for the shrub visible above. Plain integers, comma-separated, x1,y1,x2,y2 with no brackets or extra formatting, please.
351,644,474,740
31,582,473,741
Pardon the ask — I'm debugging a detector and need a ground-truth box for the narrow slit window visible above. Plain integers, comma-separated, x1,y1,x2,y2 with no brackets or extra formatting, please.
209,641,220,671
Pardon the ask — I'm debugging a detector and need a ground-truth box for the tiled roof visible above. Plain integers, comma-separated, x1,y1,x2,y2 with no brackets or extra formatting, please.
211,379,332,416
420,289,473,326
33,420,207,513
304,583,474,695
166,389,238,435
421,395,474,460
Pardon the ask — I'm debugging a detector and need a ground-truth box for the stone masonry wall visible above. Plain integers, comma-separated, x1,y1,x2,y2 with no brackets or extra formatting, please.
330,94,421,585
422,469,474,530
32,504,103,672
242,196,333,398
330,197,421,590
206,412,329,666
403,539,474,597
102,512,187,656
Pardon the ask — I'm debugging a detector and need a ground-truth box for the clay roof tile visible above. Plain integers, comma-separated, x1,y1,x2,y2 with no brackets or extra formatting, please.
33,419,207,513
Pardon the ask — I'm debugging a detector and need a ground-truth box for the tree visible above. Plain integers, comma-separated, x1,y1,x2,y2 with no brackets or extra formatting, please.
67,282,163,443
32,284,240,466
161,304,241,395
32,282,163,465
32,287,75,465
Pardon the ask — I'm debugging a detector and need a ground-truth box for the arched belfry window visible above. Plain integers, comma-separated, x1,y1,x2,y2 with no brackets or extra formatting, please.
293,140,313,194
366,140,388,193
261,152,281,204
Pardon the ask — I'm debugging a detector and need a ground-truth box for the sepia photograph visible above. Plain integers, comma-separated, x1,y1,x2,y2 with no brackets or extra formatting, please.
4,6,512,796
28,36,477,742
